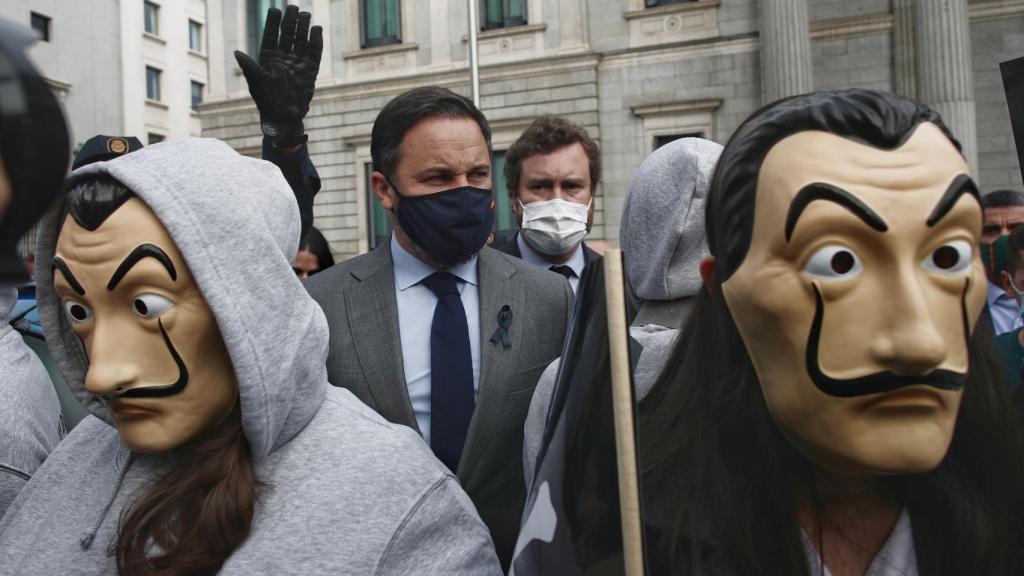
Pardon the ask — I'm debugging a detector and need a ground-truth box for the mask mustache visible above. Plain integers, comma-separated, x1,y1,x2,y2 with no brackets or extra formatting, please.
804,281,969,398
108,318,189,399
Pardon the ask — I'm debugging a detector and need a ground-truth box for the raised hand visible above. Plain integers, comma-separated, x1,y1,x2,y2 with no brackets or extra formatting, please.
234,5,323,147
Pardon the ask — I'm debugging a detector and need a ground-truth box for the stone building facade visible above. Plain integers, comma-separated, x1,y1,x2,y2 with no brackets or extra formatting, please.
1,0,211,149
198,0,1024,262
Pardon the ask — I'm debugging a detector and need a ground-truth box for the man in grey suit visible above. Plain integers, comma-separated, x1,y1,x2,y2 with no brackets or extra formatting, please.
304,86,573,569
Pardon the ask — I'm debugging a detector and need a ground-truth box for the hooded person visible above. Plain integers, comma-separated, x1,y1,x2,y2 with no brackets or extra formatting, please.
520,137,722,488
0,17,68,517
0,138,503,575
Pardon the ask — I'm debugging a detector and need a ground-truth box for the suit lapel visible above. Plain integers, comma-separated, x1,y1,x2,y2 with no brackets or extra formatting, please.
345,244,419,431
459,247,523,475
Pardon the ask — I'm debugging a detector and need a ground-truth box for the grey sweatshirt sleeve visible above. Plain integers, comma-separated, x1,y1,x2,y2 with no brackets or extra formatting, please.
523,358,560,490
375,475,503,576
0,291,63,518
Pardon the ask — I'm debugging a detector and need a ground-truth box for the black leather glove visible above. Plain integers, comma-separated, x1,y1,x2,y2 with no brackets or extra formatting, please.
234,5,323,148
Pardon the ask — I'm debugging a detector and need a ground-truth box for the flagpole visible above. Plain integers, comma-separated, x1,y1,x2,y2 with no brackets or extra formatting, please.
603,249,645,576
467,0,481,106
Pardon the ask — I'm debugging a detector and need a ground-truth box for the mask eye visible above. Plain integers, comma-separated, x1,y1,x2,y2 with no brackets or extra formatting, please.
63,300,94,325
804,245,863,280
922,240,972,275
132,294,174,318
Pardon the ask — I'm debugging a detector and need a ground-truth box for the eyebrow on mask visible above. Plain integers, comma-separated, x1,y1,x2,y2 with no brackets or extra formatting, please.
107,243,178,291
52,257,86,295
785,182,889,242
925,174,979,227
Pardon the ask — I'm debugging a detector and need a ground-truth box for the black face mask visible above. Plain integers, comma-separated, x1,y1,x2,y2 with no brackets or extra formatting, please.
391,180,494,266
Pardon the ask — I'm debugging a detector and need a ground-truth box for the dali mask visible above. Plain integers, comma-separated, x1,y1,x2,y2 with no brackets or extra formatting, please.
720,123,986,476
53,194,238,453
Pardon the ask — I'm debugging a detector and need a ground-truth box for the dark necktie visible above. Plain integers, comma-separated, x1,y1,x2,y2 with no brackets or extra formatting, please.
550,265,574,280
420,272,474,472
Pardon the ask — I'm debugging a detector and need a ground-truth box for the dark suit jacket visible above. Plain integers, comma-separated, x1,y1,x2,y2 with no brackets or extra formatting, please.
493,232,601,268
304,243,573,569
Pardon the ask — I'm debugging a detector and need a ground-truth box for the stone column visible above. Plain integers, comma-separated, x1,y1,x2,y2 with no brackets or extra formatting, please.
892,0,916,100
915,0,978,177
759,0,813,105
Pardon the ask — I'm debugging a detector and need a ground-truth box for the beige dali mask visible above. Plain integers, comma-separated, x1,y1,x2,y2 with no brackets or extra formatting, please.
53,197,238,453
721,123,987,476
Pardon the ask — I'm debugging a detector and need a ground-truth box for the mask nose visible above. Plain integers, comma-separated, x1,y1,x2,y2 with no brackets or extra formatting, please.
868,272,949,375
83,320,141,397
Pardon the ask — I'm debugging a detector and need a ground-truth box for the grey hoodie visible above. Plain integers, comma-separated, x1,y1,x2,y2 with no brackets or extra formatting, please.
0,289,62,518
0,138,502,575
522,138,722,487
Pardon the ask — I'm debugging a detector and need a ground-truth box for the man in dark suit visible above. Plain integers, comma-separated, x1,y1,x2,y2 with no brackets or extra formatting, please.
304,87,572,569
494,116,602,293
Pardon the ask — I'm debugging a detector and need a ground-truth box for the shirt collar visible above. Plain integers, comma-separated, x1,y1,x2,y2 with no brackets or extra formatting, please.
516,233,586,278
989,278,1011,307
391,234,478,291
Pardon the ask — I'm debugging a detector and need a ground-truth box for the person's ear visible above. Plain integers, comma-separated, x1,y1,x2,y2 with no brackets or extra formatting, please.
511,191,525,227
700,256,716,289
1002,270,1016,299
370,171,395,211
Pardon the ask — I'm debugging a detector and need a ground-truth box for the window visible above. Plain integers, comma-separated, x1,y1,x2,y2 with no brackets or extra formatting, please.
189,20,203,52
481,0,526,30
144,1,159,35
191,81,204,107
490,151,517,244
145,66,161,101
362,0,401,48
148,133,165,145
247,0,287,56
645,0,692,6
30,12,50,42
653,132,703,150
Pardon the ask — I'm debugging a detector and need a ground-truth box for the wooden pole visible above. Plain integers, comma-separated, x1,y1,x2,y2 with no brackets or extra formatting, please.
603,249,644,576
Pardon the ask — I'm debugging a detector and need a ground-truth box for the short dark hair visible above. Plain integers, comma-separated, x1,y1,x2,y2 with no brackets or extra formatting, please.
981,189,1024,209
504,116,601,196
370,86,491,182
300,225,335,273
1007,224,1024,277
708,89,961,282
64,176,136,231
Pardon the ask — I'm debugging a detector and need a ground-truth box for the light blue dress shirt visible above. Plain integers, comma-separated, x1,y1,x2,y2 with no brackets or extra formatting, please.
391,235,481,444
516,234,586,294
988,279,1023,336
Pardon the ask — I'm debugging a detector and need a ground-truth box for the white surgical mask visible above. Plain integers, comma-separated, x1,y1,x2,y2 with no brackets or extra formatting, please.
519,198,590,256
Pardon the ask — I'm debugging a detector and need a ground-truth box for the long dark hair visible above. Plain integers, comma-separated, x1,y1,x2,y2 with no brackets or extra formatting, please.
64,178,259,574
639,90,1024,574
300,225,335,274
640,284,1024,574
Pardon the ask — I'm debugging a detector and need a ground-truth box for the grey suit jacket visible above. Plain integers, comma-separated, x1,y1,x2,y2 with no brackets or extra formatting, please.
304,242,573,569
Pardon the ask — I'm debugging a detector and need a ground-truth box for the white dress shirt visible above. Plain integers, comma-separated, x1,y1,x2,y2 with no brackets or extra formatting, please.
802,509,917,576
517,234,586,294
391,235,480,444
988,279,1023,336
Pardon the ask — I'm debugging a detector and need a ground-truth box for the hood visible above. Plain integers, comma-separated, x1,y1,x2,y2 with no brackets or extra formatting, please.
35,138,328,461
620,138,722,323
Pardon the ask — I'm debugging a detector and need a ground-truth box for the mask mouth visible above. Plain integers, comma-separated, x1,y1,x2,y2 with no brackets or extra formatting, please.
804,282,968,398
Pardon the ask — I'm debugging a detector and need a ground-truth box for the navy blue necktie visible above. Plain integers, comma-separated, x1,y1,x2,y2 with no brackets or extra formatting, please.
549,265,574,280
421,272,474,471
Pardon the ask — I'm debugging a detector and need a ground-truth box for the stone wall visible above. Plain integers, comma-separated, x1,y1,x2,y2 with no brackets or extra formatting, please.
201,0,1024,261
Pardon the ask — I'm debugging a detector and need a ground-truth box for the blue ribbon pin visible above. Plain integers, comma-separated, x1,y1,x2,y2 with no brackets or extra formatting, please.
489,305,513,349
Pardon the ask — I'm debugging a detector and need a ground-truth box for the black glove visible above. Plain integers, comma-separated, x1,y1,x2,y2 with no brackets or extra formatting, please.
234,5,323,148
